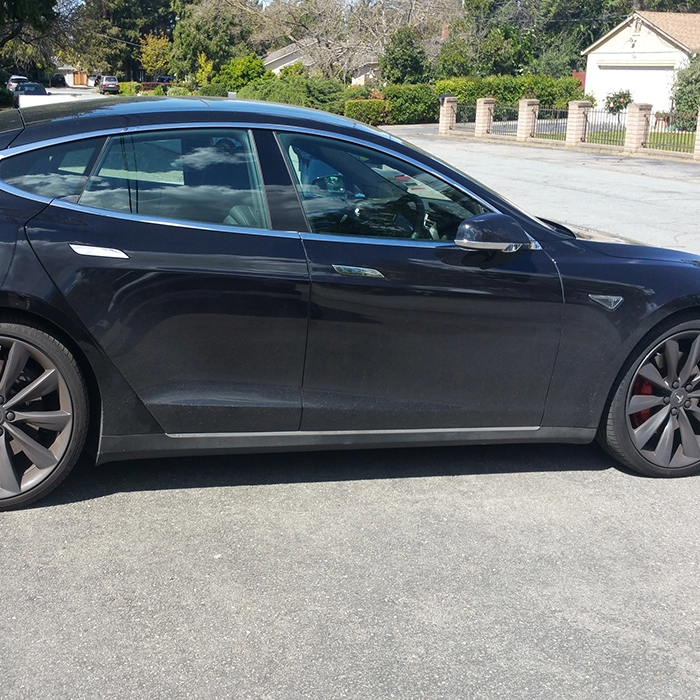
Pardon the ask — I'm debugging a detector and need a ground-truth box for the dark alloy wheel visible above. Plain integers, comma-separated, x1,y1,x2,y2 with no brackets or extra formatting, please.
603,320,700,477
0,322,88,510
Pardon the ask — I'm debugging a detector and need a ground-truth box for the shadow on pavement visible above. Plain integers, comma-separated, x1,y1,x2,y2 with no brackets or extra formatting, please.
38,442,622,508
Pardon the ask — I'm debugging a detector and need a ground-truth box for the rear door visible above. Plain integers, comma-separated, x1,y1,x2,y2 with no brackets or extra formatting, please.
5,127,309,434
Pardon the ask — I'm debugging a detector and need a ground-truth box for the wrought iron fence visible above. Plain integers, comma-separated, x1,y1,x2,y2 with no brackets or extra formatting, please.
489,104,518,136
584,109,627,146
456,103,476,125
535,108,568,141
647,112,696,154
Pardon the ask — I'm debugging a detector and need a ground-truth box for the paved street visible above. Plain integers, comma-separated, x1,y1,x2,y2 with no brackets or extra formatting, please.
386,125,700,252
2,134,700,699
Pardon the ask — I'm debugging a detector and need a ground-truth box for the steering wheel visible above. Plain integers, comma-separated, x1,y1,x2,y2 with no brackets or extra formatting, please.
393,193,430,239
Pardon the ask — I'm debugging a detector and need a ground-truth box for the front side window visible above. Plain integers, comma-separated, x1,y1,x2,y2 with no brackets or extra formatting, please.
0,137,106,201
277,132,488,241
79,128,269,229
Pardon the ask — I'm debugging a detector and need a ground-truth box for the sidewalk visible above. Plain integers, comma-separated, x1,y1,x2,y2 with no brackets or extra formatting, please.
384,125,700,254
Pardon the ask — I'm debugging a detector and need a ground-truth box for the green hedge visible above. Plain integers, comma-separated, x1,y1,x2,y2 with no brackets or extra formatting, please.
435,75,584,108
197,83,229,97
344,99,388,125
383,84,438,123
238,74,345,112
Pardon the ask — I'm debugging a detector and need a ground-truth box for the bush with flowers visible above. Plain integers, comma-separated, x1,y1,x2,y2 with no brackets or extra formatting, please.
604,89,633,114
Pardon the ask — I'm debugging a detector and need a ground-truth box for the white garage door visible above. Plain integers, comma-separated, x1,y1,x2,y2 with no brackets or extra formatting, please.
597,65,674,112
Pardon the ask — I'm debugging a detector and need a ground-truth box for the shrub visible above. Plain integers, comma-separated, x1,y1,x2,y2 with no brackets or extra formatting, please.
672,56,700,130
167,86,191,96
237,74,344,111
604,89,632,114
383,84,438,123
0,87,12,107
197,82,229,97
344,99,388,125
120,82,142,96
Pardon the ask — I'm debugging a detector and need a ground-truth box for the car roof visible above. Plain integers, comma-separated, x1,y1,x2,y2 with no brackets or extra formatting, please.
0,96,397,151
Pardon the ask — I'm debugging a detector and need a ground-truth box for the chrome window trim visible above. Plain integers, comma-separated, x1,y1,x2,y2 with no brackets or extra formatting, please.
49,198,301,239
302,230,453,248
0,120,500,224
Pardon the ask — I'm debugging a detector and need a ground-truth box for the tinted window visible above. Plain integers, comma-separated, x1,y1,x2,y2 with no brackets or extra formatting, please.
80,128,269,228
277,132,488,241
0,137,106,200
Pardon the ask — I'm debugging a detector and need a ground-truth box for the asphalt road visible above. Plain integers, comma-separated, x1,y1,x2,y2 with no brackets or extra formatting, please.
2,134,700,699
386,125,700,253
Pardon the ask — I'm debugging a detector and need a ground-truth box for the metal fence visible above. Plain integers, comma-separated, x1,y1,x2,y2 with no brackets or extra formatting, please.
489,104,518,136
535,109,568,141
584,109,627,146
647,112,697,154
456,103,476,125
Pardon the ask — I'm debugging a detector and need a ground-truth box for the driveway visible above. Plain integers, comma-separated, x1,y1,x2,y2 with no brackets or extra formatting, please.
1,129,700,700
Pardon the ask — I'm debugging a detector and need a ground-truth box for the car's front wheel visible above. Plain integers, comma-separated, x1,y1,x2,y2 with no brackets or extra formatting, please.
601,319,700,477
0,321,88,510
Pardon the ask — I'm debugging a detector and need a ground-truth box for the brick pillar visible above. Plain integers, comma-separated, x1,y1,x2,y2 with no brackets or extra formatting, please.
624,103,652,151
516,99,539,141
438,94,457,135
475,98,495,137
566,101,592,146
694,107,700,160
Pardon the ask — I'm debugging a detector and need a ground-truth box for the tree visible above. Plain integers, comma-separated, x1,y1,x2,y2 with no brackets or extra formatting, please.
0,0,55,47
70,0,175,77
0,0,77,72
213,54,269,91
379,26,431,84
171,0,262,77
671,56,700,128
140,32,171,78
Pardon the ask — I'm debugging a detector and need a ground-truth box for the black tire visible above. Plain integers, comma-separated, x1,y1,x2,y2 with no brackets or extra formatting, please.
0,321,88,509
601,319,700,477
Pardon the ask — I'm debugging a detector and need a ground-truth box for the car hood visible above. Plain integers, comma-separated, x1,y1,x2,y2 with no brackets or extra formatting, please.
541,218,700,264
577,236,700,264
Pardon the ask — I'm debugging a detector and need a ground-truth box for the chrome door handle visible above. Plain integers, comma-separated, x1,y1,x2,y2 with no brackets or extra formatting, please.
69,244,129,259
332,264,385,279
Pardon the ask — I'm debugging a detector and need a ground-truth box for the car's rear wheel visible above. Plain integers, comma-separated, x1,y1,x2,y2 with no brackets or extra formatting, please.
602,319,700,477
0,322,88,510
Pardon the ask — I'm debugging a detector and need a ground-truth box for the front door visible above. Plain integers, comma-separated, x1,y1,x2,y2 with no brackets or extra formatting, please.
276,131,563,431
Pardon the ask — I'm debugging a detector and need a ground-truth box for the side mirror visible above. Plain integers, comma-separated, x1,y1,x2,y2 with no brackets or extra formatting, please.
455,212,540,253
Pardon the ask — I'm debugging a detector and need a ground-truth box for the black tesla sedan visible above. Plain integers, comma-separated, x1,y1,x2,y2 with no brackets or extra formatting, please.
0,97,698,508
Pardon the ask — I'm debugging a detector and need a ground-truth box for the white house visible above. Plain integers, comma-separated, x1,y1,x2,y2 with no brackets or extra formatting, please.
582,11,700,113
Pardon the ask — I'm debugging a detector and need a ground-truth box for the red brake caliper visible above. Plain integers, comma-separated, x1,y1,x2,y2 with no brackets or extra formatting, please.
630,377,653,428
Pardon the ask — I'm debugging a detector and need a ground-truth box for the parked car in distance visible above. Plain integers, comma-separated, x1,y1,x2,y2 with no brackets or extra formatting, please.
156,75,174,83
98,75,119,94
50,73,67,87
1,96,700,510
6,75,28,90
12,82,48,107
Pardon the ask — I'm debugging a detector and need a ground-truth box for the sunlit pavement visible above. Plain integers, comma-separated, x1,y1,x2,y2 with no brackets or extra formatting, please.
386,124,700,254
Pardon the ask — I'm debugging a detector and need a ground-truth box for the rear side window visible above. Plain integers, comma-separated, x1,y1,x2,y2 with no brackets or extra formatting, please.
0,137,106,200
79,128,270,229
